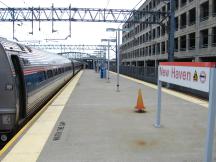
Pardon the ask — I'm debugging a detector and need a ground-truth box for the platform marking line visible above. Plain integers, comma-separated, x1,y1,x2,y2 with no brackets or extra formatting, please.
0,71,83,161
110,71,208,108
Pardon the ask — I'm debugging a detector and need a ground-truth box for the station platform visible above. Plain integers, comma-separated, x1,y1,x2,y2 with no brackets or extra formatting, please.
1,70,216,162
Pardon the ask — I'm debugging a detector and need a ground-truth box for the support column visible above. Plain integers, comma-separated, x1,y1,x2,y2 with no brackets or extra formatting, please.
209,0,213,16
177,36,180,53
209,28,213,46
178,0,180,10
168,0,175,62
159,42,162,55
194,57,201,62
186,11,189,28
155,59,158,67
196,0,201,52
186,34,189,52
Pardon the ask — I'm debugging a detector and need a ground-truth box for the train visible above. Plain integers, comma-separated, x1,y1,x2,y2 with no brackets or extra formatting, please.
0,38,83,142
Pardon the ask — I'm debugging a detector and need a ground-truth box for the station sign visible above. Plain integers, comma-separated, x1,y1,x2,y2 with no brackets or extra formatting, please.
156,62,216,162
158,62,216,92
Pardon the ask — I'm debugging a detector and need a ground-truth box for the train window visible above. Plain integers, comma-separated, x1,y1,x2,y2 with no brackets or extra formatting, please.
16,43,25,51
38,71,46,82
53,69,58,76
66,66,72,71
58,68,62,74
25,71,47,92
68,66,72,71
47,70,53,78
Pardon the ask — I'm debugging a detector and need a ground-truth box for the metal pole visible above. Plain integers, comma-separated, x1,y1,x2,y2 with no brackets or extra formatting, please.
116,32,118,73
69,4,71,38
51,3,56,33
100,52,102,67
12,20,15,40
107,40,110,82
93,58,95,70
204,68,216,162
155,75,162,128
12,8,15,40
39,6,41,31
31,7,34,35
168,0,175,62
116,29,120,92
104,49,106,73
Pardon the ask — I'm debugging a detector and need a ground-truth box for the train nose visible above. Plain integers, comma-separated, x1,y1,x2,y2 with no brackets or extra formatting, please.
0,82,16,132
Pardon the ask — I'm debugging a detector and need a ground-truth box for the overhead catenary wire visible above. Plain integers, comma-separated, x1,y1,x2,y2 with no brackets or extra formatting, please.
114,0,146,49
105,0,110,9
0,0,9,7
133,0,146,10
117,0,146,28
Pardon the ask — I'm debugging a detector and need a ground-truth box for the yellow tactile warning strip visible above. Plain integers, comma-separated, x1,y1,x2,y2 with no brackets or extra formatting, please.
1,71,83,162
110,71,208,108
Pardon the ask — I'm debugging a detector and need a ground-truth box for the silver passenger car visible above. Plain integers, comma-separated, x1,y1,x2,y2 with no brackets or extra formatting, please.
0,38,82,142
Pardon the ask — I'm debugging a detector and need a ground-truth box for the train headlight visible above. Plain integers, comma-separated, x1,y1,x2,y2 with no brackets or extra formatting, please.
2,114,12,125
1,134,8,142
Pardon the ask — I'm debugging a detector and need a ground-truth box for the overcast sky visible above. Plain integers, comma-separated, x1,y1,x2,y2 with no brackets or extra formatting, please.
0,0,144,58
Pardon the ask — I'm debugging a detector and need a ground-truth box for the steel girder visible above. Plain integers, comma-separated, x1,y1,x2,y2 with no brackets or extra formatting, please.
0,7,167,24
29,44,115,51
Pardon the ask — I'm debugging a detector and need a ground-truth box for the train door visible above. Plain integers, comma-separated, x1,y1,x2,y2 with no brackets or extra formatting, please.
11,55,26,121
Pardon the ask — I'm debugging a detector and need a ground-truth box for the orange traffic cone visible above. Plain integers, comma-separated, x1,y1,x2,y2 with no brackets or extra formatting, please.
135,88,146,113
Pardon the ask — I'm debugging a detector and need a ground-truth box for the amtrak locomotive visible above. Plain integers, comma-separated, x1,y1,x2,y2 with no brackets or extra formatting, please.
0,38,82,142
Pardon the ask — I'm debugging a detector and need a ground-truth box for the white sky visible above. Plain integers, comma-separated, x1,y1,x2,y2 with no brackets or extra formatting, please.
0,0,144,58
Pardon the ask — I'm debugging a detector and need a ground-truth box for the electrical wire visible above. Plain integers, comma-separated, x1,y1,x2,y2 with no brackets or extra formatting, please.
133,0,145,10
105,0,110,9
118,0,146,28
0,0,9,7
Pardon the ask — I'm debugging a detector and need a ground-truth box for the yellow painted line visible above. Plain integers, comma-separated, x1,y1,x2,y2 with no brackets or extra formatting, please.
0,71,83,159
110,71,208,108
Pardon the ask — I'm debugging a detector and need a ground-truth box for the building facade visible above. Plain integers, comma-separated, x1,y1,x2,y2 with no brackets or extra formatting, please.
121,0,216,67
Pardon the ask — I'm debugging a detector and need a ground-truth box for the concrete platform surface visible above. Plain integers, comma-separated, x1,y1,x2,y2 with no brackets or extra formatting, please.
2,70,216,162
38,70,216,162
